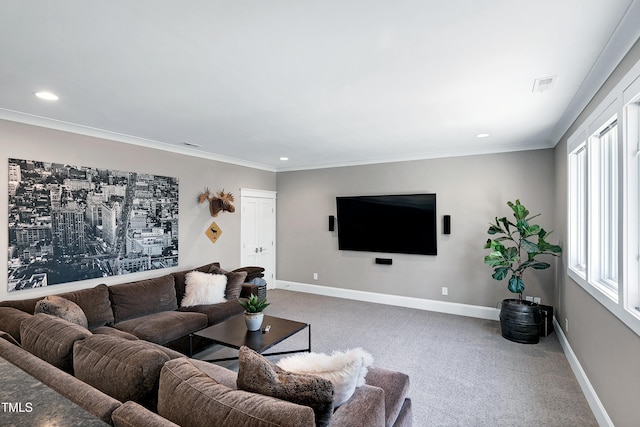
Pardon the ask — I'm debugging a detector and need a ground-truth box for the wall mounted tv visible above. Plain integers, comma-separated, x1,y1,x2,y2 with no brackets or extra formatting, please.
336,193,437,255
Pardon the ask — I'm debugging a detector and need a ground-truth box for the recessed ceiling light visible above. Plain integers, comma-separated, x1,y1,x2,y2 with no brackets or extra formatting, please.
280,157,289,161
476,133,490,138
34,91,59,101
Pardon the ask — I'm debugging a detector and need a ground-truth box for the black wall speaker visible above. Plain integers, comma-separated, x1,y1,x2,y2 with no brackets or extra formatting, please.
375,258,393,265
329,215,335,231
443,215,451,234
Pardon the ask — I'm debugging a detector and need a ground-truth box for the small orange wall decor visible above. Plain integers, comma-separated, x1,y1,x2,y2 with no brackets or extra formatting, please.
205,221,222,245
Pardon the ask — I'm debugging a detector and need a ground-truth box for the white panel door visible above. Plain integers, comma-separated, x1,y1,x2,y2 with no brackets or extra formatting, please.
240,189,276,288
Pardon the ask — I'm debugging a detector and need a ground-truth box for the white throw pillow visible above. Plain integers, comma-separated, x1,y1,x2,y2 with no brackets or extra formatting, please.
276,347,374,407
181,271,228,307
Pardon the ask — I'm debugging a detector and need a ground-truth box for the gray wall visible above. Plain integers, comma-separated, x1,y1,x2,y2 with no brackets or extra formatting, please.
276,149,557,308
553,38,640,427
0,119,276,301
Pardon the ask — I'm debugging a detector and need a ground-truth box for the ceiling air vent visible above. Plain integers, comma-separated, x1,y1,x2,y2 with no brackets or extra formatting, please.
532,75,557,93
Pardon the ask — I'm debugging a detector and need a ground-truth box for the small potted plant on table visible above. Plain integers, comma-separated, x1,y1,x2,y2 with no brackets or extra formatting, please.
484,200,562,343
238,294,270,331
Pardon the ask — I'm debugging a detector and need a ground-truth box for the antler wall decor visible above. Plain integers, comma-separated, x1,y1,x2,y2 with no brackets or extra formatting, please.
198,188,236,217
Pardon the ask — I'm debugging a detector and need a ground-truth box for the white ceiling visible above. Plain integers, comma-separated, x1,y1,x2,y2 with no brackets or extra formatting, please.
1,1,640,171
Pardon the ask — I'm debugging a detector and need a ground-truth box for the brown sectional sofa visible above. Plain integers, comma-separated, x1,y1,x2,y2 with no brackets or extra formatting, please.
0,263,412,426
0,262,252,351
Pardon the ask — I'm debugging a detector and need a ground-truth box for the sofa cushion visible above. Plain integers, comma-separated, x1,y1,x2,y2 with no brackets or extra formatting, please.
177,299,244,325
0,296,44,314
34,295,88,328
181,271,227,307
114,310,208,345
0,285,114,329
59,284,114,328
109,275,178,323
208,265,249,300
172,262,221,304
84,324,184,358
276,348,374,407
91,325,139,340
0,306,33,343
237,346,335,427
158,358,315,427
20,313,92,373
73,334,170,410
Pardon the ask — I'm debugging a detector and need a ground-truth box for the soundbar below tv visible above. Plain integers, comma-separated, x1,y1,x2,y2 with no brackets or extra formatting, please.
336,193,437,255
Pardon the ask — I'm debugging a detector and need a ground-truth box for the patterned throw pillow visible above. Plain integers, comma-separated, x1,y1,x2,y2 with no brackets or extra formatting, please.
277,347,374,407
237,346,334,427
34,295,88,328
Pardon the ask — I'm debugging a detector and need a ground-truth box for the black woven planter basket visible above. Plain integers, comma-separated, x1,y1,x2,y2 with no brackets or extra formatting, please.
499,299,542,344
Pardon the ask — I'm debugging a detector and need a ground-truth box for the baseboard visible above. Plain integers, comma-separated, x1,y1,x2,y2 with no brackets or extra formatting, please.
553,318,613,427
275,280,500,321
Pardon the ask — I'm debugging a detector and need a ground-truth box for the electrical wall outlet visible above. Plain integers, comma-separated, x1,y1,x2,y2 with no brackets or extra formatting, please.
313,273,318,280
442,287,448,296
533,297,541,304
565,318,569,332
525,296,533,302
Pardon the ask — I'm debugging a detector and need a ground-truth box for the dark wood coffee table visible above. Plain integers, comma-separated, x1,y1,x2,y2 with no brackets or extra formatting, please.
189,314,311,362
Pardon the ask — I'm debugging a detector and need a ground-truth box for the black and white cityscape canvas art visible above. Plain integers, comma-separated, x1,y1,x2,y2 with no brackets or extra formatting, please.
7,158,179,291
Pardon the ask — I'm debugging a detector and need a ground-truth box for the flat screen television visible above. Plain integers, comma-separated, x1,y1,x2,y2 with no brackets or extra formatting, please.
336,193,437,255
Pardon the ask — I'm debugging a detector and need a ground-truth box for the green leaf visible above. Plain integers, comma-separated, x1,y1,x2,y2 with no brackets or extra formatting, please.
520,239,539,253
508,200,529,221
486,240,505,253
529,262,550,270
492,267,510,281
484,252,507,267
504,246,519,261
487,224,503,235
516,219,528,235
238,294,270,313
508,276,525,294
498,217,511,234
527,224,541,236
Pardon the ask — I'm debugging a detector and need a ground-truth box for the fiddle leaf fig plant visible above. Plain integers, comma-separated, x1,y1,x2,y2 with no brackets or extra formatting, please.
484,200,562,298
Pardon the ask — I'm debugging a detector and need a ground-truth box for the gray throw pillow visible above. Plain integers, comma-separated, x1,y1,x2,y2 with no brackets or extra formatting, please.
236,346,334,427
208,265,249,300
34,295,88,328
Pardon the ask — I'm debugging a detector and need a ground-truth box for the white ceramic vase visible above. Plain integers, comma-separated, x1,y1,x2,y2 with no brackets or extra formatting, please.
245,312,264,331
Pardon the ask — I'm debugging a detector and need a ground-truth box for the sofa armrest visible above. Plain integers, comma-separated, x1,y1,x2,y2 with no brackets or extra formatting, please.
112,401,180,427
331,384,386,427
240,283,258,298
365,366,410,427
0,338,121,425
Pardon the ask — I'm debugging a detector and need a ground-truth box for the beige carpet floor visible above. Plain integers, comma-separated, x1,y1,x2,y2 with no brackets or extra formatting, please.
195,289,598,427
